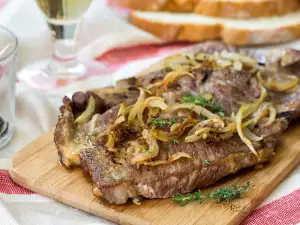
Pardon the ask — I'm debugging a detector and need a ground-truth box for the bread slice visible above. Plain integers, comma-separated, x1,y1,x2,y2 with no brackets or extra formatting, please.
114,0,300,18
130,11,300,46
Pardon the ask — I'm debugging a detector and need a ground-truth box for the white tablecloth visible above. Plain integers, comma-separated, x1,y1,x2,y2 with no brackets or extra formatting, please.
0,0,299,225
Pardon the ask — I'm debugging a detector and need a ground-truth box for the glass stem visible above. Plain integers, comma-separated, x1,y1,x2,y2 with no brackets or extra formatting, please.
47,22,85,78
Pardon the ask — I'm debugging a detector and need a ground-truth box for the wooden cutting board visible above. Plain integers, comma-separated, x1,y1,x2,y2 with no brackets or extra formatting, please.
9,124,300,225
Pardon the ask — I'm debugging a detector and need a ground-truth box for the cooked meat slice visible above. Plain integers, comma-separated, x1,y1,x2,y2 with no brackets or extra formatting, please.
55,89,139,168
241,48,300,67
268,88,300,120
91,87,139,109
205,67,260,115
54,41,300,205
136,67,173,87
80,119,287,204
184,41,300,67
55,96,77,168
115,77,137,89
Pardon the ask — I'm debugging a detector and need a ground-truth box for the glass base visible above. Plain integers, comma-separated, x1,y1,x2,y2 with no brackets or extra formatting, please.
18,59,87,90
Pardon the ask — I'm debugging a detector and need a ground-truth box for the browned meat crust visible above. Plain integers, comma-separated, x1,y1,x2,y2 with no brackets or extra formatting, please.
80,119,286,204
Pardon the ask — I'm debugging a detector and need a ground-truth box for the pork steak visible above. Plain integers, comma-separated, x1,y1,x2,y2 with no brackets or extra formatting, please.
54,41,300,204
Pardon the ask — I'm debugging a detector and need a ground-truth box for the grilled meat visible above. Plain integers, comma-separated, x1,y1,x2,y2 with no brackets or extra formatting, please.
54,41,300,204
80,119,286,204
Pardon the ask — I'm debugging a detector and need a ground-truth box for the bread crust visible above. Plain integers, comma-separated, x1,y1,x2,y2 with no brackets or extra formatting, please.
162,0,196,12
222,25,300,46
115,0,300,18
114,0,168,11
130,12,300,46
194,0,300,19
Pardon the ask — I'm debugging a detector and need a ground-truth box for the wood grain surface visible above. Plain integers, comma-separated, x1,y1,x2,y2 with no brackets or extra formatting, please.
9,124,300,225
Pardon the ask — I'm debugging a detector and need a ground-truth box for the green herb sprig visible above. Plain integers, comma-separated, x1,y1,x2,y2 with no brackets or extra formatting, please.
172,139,179,145
173,191,203,206
212,182,251,202
204,159,211,165
152,118,177,128
182,94,225,117
173,182,251,206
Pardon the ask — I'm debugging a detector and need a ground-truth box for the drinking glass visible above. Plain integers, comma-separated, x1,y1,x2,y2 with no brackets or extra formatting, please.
18,0,94,89
0,26,18,149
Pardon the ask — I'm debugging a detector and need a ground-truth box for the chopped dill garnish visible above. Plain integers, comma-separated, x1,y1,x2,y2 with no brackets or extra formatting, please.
204,159,211,165
173,182,251,206
172,140,179,145
170,118,177,124
181,94,225,117
205,191,211,199
152,118,177,128
212,182,251,202
181,94,196,103
173,191,203,206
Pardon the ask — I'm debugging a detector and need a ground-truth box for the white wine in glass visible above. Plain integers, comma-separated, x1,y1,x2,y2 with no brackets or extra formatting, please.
18,0,93,89
36,0,91,23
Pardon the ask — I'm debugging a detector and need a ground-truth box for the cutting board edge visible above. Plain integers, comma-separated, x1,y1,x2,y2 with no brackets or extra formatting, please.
9,150,300,225
9,166,151,225
227,153,300,225
8,128,300,225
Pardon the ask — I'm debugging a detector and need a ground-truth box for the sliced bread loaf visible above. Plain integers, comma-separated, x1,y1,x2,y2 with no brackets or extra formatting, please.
130,11,300,46
114,0,300,18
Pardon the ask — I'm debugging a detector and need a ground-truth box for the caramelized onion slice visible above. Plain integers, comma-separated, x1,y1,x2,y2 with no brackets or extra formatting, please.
219,51,257,68
128,88,145,124
170,118,197,133
267,75,298,92
75,96,95,124
106,133,115,149
236,104,258,156
165,54,197,70
220,118,254,133
137,97,167,126
252,102,276,127
194,53,214,62
140,152,193,166
171,103,219,119
258,72,299,92
185,127,215,142
253,102,272,125
118,103,126,116
162,71,195,89
263,106,277,127
240,86,267,120
243,127,263,142
145,97,167,109
131,129,159,164
151,129,181,142
151,118,197,142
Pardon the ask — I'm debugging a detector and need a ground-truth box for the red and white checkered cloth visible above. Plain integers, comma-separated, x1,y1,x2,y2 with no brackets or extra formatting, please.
0,0,299,225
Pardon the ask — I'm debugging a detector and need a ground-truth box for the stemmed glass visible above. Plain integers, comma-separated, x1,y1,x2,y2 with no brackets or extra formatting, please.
18,0,95,89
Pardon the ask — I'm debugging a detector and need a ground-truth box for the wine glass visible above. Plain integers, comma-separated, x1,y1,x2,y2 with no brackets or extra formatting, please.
18,0,97,89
